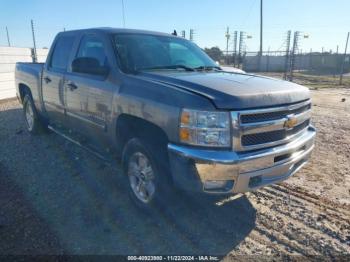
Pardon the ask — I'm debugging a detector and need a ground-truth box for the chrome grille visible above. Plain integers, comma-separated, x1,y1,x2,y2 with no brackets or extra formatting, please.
240,104,311,123
231,100,312,151
241,120,310,146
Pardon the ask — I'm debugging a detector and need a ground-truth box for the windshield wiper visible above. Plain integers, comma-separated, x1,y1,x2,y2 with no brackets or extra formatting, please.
140,65,195,72
194,66,222,71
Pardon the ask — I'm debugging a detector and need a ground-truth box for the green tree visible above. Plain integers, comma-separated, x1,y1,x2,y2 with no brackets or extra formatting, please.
204,47,223,62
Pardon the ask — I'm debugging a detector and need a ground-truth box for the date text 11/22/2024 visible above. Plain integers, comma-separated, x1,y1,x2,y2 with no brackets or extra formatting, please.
127,255,220,261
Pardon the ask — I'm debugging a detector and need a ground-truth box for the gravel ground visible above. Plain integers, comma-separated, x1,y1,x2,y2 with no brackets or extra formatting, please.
0,89,349,259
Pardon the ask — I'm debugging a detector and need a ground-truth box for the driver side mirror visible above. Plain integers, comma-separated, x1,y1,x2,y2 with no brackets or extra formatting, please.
72,57,109,76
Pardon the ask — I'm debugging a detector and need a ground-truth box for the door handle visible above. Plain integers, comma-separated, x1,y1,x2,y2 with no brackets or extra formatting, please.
44,76,51,83
67,81,78,91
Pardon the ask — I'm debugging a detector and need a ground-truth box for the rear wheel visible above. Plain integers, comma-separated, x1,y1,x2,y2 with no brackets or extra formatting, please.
23,94,46,134
122,138,173,211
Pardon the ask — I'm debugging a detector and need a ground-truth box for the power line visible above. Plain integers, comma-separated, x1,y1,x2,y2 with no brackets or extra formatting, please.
241,0,258,28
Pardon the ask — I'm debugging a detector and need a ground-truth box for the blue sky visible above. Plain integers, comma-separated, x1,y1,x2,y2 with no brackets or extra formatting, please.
1,0,349,52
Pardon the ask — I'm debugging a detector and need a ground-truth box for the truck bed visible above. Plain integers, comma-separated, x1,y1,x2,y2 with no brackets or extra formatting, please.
16,62,44,73
15,62,44,105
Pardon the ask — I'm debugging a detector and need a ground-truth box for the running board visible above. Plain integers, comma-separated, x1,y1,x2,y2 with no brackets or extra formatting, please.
47,125,110,162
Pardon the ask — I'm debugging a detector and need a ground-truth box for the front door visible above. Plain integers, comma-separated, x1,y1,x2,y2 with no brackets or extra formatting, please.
64,34,114,149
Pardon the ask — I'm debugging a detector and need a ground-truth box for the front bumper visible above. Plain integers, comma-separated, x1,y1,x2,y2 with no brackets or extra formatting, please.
168,126,316,194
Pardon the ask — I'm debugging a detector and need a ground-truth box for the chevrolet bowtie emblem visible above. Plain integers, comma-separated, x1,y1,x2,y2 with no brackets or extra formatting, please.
284,115,298,129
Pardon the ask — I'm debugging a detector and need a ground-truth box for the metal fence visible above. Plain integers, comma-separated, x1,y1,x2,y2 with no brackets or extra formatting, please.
242,51,350,73
220,50,350,87
0,46,48,100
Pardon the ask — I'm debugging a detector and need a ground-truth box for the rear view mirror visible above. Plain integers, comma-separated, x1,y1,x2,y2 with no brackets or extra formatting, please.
72,57,109,76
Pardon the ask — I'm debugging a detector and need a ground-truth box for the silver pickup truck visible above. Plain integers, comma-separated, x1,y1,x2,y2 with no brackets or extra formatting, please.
15,28,316,210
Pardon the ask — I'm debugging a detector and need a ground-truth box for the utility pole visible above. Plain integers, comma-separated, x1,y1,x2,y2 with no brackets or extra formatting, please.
339,32,349,85
181,30,186,38
31,19,37,63
290,31,300,81
233,31,238,67
260,0,263,54
266,46,270,72
309,48,313,71
121,0,126,28
225,27,230,65
6,26,11,46
283,30,291,80
258,0,263,71
189,29,194,41
238,31,244,69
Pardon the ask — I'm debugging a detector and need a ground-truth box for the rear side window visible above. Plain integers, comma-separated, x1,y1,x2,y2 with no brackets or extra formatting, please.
50,36,75,71
76,35,107,67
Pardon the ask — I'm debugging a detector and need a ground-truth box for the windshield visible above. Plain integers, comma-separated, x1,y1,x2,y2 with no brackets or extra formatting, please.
113,33,218,73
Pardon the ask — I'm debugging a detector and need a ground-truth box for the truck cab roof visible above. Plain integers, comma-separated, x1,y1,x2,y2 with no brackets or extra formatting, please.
58,27,176,37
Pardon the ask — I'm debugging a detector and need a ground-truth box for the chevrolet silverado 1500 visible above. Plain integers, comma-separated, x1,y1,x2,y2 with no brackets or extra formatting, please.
15,28,316,209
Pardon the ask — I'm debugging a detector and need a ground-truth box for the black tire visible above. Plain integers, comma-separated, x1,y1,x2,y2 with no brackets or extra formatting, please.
122,138,173,212
23,94,46,134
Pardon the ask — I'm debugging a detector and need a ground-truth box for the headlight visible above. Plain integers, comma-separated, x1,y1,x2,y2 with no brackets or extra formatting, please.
179,109,231,147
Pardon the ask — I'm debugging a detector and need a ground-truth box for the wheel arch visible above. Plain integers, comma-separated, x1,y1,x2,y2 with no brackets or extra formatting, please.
115,114,170,155
18,83,32,103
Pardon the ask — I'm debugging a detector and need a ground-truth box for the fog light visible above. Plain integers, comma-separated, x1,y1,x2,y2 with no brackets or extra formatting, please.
249,175,262,188
203,180,234,192
204,180,227,190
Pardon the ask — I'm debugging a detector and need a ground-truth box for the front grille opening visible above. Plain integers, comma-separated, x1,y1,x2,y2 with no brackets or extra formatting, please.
274,153,292,163
242,120,310,146
274,145,307,163
241,103,311,124
293,158,307,171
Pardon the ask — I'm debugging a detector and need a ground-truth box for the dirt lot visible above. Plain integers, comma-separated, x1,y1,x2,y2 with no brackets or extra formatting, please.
0,88,349,259
258,72,350,89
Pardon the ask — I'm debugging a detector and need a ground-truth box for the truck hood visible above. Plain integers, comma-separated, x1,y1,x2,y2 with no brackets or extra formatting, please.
138,71,310,109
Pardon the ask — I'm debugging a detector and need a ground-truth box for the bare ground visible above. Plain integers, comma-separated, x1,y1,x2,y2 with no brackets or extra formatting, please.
0,89,349,259
229,88,350,258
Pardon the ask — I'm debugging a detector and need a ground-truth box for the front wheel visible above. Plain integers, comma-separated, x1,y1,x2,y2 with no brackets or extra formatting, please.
23,94,46,134
122,138,173,211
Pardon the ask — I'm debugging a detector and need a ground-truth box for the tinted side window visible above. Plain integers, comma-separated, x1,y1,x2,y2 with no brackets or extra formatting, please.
50,36,75,71
76,35,107,67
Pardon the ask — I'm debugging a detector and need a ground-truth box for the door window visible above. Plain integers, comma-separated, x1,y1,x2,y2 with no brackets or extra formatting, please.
76,35,107,67
50,36,75,71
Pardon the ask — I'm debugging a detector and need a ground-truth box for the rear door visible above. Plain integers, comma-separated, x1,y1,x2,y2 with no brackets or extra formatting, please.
64,33,114,148
42,35,75,124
